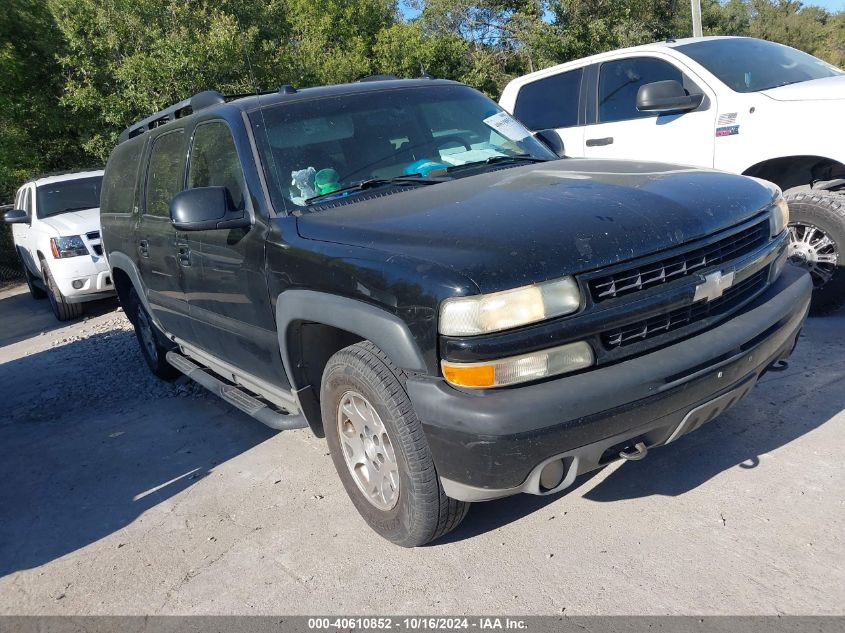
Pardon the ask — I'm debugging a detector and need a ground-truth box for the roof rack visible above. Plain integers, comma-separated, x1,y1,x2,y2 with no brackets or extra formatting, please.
28,167,104,182
118,85,299,144
356,74,399,82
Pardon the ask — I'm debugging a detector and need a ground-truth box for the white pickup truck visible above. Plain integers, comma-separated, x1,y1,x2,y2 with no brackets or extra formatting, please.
3,170,115,320
500,36,845,313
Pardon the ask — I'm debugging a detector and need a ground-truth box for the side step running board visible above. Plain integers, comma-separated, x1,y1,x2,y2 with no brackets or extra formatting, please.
166,351,308,431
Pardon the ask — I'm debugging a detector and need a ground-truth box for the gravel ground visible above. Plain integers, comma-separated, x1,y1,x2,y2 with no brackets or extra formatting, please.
0,282,843,615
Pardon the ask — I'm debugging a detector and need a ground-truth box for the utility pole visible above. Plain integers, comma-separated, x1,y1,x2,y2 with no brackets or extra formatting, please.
691,0,703,37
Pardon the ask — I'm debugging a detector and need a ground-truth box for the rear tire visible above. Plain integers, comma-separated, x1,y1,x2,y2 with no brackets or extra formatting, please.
42,263,83,321
127,287,180,380
321,341,469,547
785,191,845,315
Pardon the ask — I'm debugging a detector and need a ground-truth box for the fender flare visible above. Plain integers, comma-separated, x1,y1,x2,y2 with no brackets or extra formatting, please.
107,251,161,329
275,289,428,391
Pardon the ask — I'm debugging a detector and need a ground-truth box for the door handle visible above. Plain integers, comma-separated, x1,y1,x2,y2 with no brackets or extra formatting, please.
138,239,149,258
586,137,614,147
177,245,191,267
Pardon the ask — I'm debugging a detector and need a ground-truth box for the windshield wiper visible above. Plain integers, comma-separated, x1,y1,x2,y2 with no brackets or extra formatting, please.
446,154,549,173
305,176,445,204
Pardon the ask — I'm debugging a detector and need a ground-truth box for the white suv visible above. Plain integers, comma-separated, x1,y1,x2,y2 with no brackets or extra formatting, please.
500,36,845,313
3,170,115,320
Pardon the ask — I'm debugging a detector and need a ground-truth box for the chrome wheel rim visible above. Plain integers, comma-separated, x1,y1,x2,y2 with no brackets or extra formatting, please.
136,307,157,360
336,390,400,511
788,222,838,288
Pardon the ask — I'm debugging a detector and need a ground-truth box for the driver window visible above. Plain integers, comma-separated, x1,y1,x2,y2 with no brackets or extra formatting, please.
188,122,246,210
598,57,687,124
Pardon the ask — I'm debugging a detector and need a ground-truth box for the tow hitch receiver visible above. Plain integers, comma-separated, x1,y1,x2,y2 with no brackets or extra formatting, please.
619,441,649,461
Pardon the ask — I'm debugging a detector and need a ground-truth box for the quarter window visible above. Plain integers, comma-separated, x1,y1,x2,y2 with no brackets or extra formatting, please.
188,122,246,210
513,69,583,131
102,140,144,215
598,58,687,124
145,130,186,217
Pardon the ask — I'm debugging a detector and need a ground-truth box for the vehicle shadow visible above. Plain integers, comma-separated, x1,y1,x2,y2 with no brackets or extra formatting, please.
436,314,845,543
0,331,276,577
0,284,119,349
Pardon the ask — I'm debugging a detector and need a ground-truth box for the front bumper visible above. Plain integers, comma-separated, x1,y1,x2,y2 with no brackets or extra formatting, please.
407,266,812,502
49,256,115,303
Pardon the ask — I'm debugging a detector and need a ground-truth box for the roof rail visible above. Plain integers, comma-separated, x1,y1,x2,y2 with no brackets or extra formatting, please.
118,90,228,144
27,167,104,182
356,74,399,82
118,85,304,144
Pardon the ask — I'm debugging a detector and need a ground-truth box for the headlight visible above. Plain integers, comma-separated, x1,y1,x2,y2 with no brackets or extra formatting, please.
441,340,595,388
50,236,89,258
439,276,581,336
770,196,789,237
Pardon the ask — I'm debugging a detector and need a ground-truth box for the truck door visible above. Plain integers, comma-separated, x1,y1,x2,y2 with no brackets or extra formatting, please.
137,128,193,337
581,56,717,168
181,120,278,383
14,186,37,275
510,67,586,156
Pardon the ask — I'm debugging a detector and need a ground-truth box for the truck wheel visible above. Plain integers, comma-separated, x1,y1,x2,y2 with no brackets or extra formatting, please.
42,263,83,321
22,263,47,300
321,341,469,547
785,191,845,315
127,287,180,380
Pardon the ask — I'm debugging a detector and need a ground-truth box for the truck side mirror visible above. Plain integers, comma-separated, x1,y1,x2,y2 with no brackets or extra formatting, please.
636,80,703,113
534,129,566,158
3,209,28,224
169,187,250,231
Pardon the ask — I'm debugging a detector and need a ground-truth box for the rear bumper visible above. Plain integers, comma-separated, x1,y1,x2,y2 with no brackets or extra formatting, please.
406,266,812,502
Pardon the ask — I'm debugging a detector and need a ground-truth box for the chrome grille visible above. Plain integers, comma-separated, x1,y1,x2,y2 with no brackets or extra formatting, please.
590,220,768,302
602,267,769,349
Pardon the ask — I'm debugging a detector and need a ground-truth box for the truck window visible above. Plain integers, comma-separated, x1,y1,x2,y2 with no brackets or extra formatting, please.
145,130,186,217
513,69,583,131
598,57,685,124
102,140,144,215
188,122,246,210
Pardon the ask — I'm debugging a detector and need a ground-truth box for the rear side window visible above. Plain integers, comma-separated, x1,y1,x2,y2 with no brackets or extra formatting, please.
598,57,685,123
513,69,583,131
188,122,246,210
102,140,144,215
145,130,186,217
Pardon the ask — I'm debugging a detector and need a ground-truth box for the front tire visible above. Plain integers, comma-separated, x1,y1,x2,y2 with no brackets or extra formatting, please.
42,263,83,321
127,287,180,380
22,262,47,300
321,341,469,547
785,191,845,315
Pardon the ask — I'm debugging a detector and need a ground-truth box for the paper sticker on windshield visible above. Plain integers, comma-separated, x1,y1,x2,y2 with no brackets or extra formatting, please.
483,112,531,142
715,125,740,137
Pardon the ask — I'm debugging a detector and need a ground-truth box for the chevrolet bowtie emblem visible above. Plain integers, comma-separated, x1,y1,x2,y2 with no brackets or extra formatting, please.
694,270,736,302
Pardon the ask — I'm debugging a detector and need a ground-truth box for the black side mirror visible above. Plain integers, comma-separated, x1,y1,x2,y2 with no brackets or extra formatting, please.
534,129,566,158
636,80,704,113
3,209,28,224
169,187,250,231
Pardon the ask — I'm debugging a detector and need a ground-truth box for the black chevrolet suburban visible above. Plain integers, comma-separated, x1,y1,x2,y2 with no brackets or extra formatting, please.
100,78,812,546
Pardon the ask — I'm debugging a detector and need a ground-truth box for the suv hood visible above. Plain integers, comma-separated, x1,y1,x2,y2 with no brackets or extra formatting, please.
296,160,776,293
40,207,101,236
761,75,845,102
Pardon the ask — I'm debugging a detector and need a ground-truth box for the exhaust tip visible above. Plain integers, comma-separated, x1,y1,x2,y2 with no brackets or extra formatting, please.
539,459,566,491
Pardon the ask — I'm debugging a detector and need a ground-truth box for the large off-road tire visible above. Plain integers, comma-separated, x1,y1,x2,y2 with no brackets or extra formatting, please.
126,287,180,380
22,261,47,300
785,191,845,315
321,341,469,547
42,262,83,321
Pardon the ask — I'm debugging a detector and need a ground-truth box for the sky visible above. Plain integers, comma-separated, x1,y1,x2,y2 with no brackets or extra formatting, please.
804,0,845,10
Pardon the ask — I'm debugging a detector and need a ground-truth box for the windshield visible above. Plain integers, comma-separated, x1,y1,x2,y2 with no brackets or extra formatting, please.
677,38,843,93
36,176,103,219
249,84,555,210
